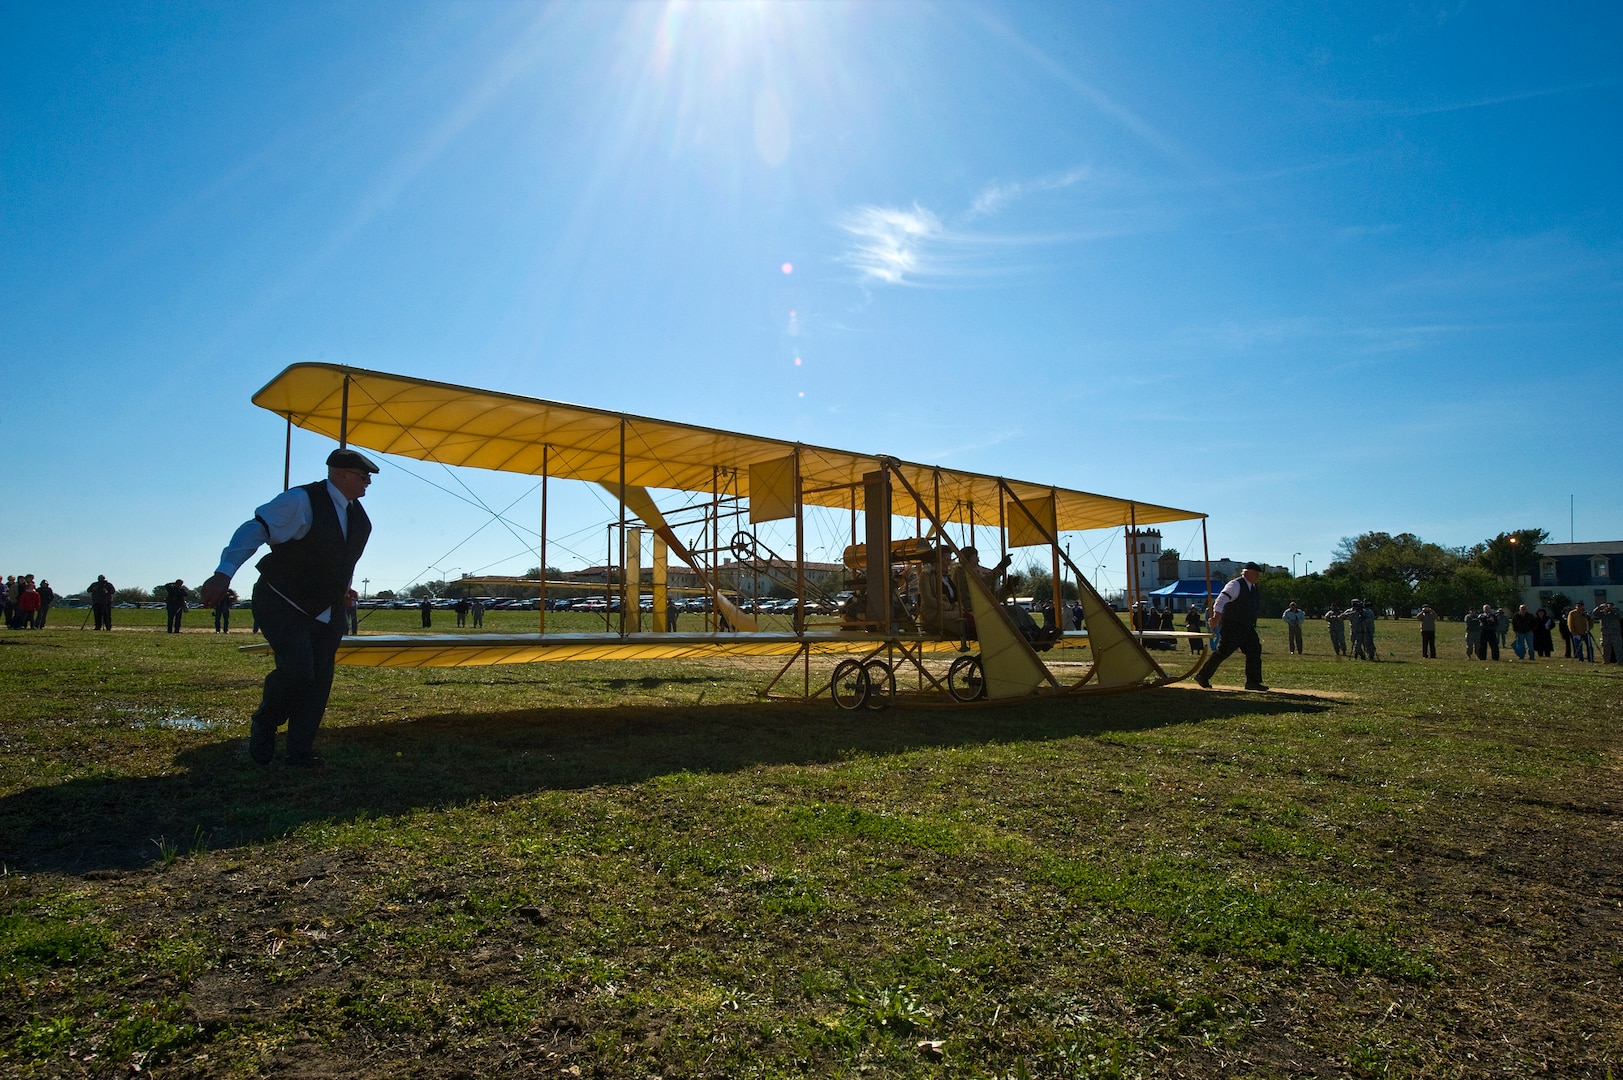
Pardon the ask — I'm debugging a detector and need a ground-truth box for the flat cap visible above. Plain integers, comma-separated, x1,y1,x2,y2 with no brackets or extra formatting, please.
1241,561,1263,572
327,447,381,473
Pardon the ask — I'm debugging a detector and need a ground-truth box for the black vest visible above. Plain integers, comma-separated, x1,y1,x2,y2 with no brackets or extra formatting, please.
1223,578,1260,628
255,481,371,616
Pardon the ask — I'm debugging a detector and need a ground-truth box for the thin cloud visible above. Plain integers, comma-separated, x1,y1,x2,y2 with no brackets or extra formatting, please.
918,427,1022,464
838,163,1161,288
835,196,1147,288
959,7,1195,170
837,204,943,285
969,166,1091,218
1322,77,1622,118
1398,77,1622,116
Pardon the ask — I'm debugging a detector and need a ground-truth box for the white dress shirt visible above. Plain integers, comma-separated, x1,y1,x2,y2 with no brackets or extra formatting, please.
215,480,354,621
1211,577,1250,615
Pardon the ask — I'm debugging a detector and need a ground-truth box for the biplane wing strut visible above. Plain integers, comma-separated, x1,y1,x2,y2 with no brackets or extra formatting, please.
601,481,759,633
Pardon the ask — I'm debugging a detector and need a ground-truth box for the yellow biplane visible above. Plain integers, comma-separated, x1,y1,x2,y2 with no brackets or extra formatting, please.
249,363,1212,707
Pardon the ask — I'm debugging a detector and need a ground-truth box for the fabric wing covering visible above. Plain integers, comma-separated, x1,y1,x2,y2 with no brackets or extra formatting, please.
253,363,1202,532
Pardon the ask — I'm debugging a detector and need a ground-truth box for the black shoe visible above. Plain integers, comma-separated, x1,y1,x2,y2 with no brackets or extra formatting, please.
247,723,276,765
285,754,325,769
1244,683,1270,692
1195,675,1212,689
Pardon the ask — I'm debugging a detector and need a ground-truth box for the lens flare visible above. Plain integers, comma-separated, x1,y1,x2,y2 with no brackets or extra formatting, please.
781,262,793,274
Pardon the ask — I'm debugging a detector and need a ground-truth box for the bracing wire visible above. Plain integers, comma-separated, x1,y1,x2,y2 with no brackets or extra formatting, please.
345,380,544,558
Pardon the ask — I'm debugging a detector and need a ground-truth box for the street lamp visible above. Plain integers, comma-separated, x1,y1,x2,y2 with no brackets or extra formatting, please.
1305,560,1312,576
1508,537,1518,585
1293,552,1301,576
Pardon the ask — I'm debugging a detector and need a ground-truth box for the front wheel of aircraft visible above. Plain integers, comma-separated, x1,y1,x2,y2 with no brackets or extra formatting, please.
862,659,894,710
947,655,985,702
831,659,870,710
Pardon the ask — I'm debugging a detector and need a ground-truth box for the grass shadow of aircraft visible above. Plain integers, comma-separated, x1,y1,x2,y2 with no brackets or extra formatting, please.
0,692,1330,875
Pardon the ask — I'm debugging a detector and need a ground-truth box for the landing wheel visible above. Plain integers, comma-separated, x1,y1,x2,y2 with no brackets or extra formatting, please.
831,659,869,710
947,655,985,702
862,660,894,710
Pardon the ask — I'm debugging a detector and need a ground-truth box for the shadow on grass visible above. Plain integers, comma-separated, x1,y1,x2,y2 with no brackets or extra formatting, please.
0,691,1330,875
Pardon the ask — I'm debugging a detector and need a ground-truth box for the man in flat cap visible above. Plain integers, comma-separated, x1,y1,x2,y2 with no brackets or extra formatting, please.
200,447,379,766
1193,561,1268,692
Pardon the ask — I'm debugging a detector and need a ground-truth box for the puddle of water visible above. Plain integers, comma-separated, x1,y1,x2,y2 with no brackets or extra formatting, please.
99,705,220,732
155,713,215,732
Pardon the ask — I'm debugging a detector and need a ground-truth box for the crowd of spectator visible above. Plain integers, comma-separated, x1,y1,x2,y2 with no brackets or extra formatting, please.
1126,590,1623,669
1,574,55,629
1274,596,1621,665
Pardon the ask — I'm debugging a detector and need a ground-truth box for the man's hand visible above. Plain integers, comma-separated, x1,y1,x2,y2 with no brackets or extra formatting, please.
199,572,232,610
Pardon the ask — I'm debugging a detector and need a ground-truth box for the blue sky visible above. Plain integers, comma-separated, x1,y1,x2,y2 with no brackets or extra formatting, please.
3,1,1619,597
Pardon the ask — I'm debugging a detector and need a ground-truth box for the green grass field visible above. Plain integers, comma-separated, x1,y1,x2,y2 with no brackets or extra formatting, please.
1,617,1618,1078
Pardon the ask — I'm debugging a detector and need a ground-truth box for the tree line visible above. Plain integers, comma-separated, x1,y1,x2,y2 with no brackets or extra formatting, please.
1258,529,1547,619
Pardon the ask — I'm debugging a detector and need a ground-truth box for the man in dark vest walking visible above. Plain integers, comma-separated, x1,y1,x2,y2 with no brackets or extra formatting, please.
1193,561,1268,691
200,448,378,767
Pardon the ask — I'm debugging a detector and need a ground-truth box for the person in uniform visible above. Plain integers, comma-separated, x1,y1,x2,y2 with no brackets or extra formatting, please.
1360,601,1379,659
1417,604,1438,658
1325,606,1346,656
1592,600,1622,664
1346,599,1377,660
1347,600,1367,660
200,448,378,767
1474,603,1501,661
1281,600,1307,654
1193,562,1267,691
